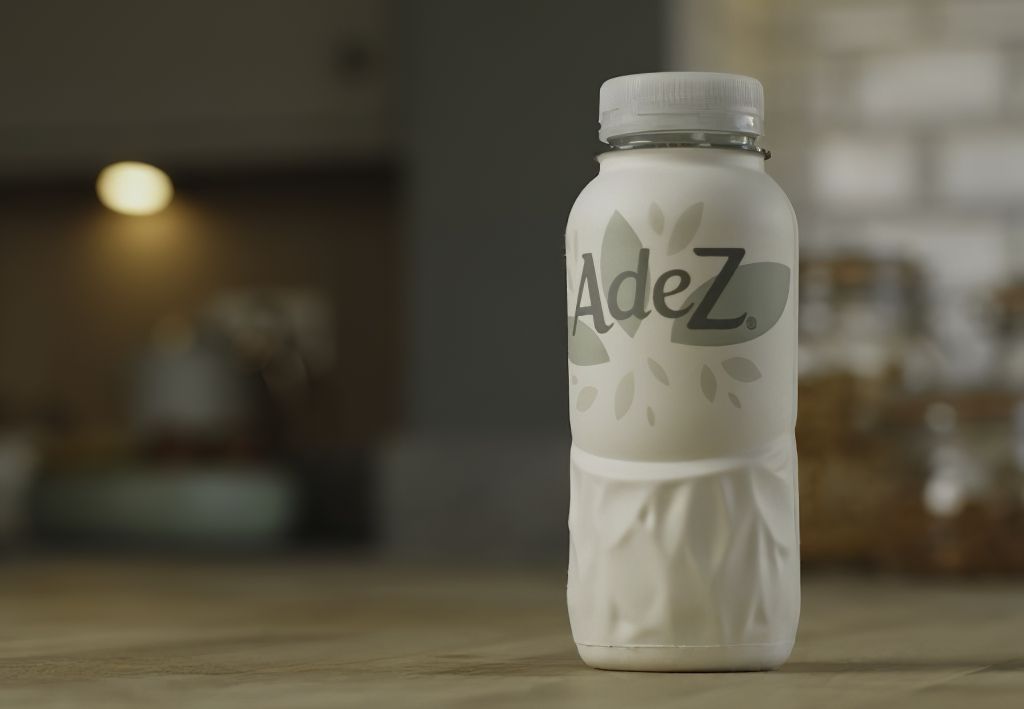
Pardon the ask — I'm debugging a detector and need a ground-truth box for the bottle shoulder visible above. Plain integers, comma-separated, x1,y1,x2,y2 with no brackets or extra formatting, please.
569,160,795,229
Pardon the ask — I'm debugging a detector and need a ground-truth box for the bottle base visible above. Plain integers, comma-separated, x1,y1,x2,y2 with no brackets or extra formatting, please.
576,640,794,672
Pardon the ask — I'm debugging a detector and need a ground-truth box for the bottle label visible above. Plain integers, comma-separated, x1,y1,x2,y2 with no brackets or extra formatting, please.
568,206,790,361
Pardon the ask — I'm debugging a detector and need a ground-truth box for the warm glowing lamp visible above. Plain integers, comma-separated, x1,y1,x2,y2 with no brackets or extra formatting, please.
96,161,174,216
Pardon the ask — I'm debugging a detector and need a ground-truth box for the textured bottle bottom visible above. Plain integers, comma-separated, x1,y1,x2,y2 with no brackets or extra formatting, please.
576,640,794,672
567,436,801,671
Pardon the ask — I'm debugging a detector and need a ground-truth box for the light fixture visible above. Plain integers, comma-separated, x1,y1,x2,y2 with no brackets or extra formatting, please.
96,161,174,216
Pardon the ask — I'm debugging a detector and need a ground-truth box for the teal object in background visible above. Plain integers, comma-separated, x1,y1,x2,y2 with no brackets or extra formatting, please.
33,466,297,549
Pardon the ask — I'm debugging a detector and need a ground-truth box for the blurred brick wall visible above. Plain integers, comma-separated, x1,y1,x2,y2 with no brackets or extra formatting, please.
670,0,1024,380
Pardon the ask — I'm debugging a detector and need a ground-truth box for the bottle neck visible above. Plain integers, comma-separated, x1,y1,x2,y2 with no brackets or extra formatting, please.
601,130,769,171
607,129,765,152
598,131,768,172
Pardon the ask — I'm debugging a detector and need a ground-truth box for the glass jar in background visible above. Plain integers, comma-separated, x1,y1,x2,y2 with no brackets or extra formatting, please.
799,256,940,393
995,283,1024,522
797,256,938,563
915,394,1022,573
797,259,1024,572
995,283,1024,390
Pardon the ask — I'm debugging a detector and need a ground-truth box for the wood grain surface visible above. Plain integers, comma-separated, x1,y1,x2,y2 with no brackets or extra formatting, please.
0,557,1021,707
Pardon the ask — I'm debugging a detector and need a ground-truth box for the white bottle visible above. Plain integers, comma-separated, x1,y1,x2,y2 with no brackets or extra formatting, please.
565,73,799,671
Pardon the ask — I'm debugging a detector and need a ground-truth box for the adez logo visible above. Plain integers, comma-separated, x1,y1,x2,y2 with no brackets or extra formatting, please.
573,247,751,335
569,210,790,349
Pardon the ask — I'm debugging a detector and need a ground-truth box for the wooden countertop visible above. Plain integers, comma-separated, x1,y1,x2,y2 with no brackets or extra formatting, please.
0,557,1022,707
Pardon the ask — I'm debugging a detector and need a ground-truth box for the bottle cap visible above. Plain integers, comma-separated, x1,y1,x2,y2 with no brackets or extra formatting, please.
599,72,764,143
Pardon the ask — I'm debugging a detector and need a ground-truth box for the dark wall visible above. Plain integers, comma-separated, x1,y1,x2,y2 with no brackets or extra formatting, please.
0,0,392,178
401,0,663,433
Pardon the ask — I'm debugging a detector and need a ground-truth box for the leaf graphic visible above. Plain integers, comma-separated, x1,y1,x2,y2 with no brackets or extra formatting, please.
668,202,704,255
649,202,665,234
728,392,741,408
601,211,649,338
672,262,791,346
576,386,598,411
647,357,670,386
700,365,717,403
614,372,635,419
646,406,655,426
567,317,610,366
722,357,762,382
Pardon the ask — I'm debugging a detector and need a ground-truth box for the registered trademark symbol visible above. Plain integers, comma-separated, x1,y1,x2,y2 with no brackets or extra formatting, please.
746,316,757,330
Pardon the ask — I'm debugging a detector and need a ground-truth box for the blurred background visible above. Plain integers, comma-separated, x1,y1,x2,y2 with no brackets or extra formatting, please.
1,0,1023,575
